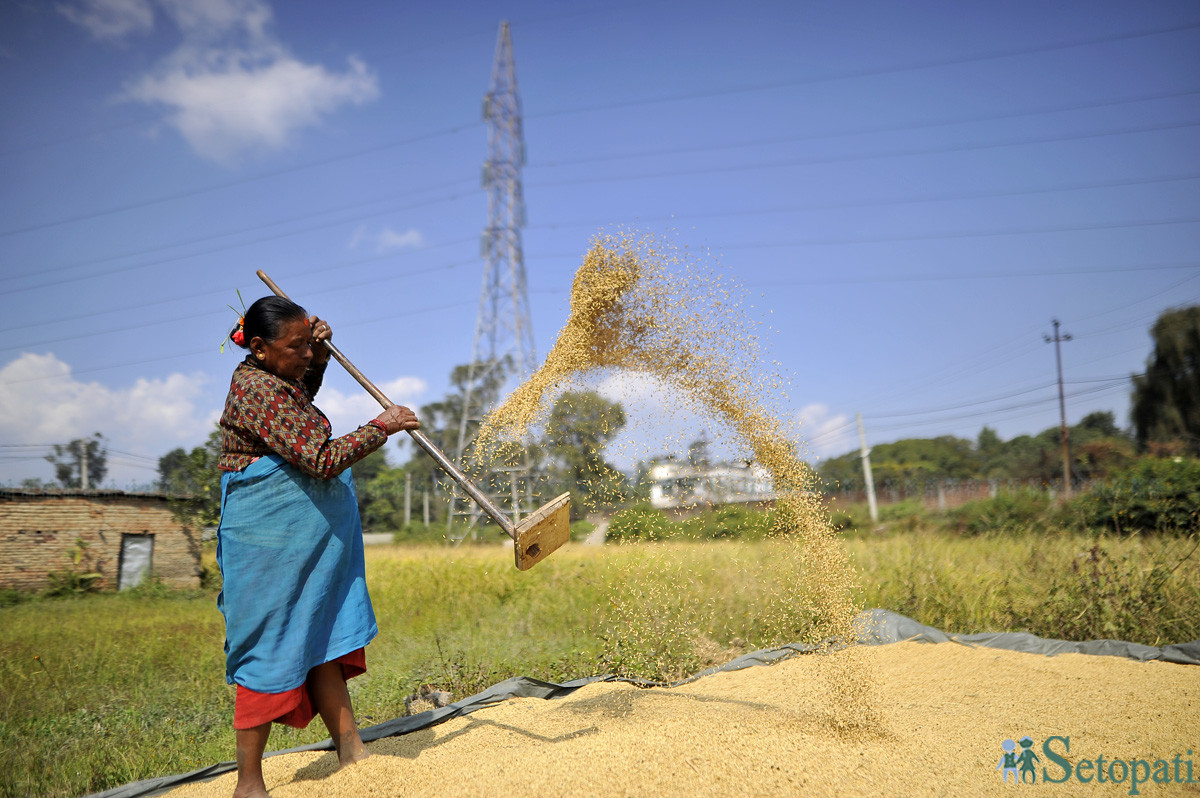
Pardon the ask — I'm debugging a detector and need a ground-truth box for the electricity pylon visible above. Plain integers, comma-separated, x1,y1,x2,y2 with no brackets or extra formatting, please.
448,21,536,541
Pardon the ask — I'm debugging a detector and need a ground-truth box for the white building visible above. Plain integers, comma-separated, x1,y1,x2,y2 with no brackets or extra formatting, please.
646,459,775,509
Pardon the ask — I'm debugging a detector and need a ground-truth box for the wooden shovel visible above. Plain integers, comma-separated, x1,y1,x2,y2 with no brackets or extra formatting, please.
257,270,570,571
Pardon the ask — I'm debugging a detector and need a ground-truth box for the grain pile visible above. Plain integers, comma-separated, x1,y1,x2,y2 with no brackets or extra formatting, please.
161,642,1199,797
476,232,873,726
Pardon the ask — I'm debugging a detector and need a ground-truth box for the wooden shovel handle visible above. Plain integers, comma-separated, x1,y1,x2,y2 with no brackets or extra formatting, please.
255,270,518,538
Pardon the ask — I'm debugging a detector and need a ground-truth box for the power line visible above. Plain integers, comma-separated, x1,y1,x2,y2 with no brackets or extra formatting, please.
529,172,1200,232
0,180,476,288
0,257,479,353
527,119,1200,189
752,260,1200,285
530,88,1200,169
0,123,478,238
4,22,1196,240
525,21,1200,120
0,224,477,300
527,260,1200,291
9,165,1195,302
17,109,1194,290
0,298,478,387
868,380,1130,433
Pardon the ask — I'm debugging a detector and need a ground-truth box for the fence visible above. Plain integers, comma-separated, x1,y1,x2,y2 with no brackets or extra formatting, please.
826,477,1095,511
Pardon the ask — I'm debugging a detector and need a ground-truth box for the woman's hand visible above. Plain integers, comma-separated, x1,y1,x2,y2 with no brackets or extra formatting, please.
308,315,332,365
375,405,420,435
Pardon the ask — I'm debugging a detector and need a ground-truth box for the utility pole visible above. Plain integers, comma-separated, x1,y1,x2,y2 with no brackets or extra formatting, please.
856,413,878,524
1044,319,1073,499
404,471,411,527
79,442,89,491
449,20,536,542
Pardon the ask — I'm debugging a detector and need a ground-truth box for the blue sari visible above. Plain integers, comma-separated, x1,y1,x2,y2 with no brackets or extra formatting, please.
216,455,377,693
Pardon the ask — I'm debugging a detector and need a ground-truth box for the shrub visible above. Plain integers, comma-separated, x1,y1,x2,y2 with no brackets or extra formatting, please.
877,498,929,533
607,504,670,542
0,588,28,608
946,491,1057,536
41,538,103,598
392,522,449,544
569,519,595,541
1017,544,1174,641
682,505,774,540
1074,457,1200,534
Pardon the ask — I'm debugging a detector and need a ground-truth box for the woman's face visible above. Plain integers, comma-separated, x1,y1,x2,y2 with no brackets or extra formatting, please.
251,317,312,381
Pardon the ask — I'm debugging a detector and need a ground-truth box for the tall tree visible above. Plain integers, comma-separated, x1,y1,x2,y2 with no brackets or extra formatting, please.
157,427,222,525
400,357,519,525
544,391,627,515
1131,305,1200,455
46,433,107,489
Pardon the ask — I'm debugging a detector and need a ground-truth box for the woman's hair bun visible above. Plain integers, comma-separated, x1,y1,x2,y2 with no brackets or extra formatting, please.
231,296,307,349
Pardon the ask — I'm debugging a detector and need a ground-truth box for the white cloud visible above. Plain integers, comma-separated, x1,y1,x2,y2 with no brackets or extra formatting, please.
375,227,424,252
59,0,380,163
125,52,378,163
313,376,427,436
155,0,271,39
592,371,730,469
349,225,425,254
586,374,854,468
58,0,155,40
0,353,214,487
796,403,853,460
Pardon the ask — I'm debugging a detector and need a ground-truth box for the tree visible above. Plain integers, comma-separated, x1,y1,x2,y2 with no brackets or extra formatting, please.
350,449,394,531
861,436,977,485
1131,305,1200,455
157,427,222,525
1078,410,1123,439
543,391,627,516
977,427,1004,478
400,358,519,523
46,433,107,489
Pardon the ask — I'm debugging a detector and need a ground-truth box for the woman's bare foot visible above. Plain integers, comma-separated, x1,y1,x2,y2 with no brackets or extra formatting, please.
232,785,271,798
334,729,371,769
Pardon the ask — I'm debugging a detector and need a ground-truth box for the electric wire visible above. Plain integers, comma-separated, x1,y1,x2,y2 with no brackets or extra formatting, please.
530,89,1200,169
524,21,1200,120
528,119,1200,190
0,123,478,238
4,22,1196,239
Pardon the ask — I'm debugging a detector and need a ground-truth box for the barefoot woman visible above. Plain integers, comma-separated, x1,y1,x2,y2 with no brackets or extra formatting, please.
216,296,418,797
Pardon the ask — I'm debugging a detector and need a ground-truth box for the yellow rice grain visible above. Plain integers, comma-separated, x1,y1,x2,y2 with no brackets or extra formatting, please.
161,642,1199,797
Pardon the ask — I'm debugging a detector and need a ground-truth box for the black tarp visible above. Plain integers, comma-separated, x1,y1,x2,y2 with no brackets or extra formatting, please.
85,609,1199,798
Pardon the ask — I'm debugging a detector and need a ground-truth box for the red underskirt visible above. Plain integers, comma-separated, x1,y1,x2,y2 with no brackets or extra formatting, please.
233,648,366,730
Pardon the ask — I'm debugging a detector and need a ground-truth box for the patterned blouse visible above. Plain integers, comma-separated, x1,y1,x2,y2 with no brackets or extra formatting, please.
218,356,387,478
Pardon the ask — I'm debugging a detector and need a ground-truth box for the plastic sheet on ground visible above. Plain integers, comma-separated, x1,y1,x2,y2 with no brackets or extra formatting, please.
84,609,1200,798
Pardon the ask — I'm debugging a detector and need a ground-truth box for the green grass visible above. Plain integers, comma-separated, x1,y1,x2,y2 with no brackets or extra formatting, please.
2,532,1197,798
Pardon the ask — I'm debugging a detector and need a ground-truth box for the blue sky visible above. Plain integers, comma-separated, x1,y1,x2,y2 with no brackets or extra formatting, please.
1,0,1198,486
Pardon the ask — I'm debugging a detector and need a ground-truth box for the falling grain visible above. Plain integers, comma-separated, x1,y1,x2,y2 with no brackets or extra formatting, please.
476,231,876,728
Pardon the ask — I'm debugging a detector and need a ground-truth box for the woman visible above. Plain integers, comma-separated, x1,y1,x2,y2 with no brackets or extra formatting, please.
216,296,418,798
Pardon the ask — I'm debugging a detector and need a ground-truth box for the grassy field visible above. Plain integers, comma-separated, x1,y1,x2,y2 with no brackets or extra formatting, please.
1,530,1197,798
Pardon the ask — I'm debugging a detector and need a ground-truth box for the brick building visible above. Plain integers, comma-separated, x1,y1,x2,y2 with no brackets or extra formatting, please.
0,489,202,592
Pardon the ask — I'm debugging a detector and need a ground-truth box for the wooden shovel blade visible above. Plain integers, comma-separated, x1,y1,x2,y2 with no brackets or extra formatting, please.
514,492,571,571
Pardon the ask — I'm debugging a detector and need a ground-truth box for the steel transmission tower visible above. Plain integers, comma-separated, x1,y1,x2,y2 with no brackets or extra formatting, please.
449,21,536,539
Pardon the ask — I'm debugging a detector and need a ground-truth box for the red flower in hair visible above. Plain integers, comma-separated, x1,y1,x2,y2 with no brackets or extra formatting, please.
232,329,245,346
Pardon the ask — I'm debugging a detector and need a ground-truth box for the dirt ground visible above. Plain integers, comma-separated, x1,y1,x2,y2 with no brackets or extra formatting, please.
163,642,1199,797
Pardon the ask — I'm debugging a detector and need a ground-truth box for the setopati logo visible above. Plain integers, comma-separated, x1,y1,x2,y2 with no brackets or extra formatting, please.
997,736,1196,794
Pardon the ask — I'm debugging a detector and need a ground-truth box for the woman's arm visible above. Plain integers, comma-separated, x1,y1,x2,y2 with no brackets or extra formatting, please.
301,315,333,399
233,377,387,479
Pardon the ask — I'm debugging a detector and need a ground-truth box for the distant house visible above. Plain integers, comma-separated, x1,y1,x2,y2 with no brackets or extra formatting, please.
0,488,201,592
646,458,776,509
